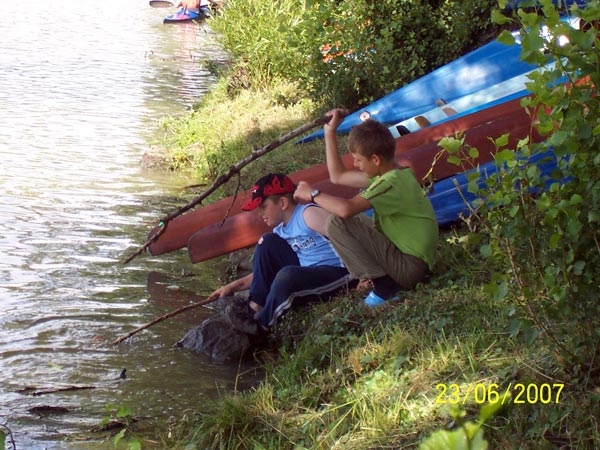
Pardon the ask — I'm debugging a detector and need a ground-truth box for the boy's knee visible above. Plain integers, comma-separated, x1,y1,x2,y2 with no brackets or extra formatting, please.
257,232,280,247
255,233,283,256
272,266,297,287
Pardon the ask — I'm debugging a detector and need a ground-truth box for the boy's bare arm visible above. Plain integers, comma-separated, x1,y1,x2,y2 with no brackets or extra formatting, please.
302,205,331,237
207,273,253,300
295,182,371,219
325,109,369,188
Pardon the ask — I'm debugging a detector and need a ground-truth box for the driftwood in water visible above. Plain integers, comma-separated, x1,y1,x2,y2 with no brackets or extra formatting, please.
19,385,96,396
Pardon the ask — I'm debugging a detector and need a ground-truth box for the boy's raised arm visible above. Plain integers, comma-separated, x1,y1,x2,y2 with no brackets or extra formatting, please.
325,109,368,188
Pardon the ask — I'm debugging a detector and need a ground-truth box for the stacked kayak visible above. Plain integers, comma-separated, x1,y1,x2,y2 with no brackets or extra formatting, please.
297,29,535,144
505,0,589,10
388,59,571,138
146,95,539,259
386,69,534,137
429,149,565,225
299,15,580,144
183,97,547,263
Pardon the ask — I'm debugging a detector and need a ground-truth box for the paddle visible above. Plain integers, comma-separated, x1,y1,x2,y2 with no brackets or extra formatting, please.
149,0,175,7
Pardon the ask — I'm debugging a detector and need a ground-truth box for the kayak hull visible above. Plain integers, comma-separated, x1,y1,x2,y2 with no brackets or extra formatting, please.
298,29,534,144
186,101,544,263
147,95,536,257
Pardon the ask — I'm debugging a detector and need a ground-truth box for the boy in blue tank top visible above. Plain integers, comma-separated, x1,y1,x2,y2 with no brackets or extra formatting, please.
295,109,438,306
207,173,352,331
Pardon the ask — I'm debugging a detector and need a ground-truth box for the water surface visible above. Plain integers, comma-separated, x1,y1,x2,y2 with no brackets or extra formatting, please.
0,1,254,448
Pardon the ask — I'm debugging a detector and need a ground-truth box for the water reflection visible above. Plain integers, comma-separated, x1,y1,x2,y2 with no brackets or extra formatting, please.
0,0,250,448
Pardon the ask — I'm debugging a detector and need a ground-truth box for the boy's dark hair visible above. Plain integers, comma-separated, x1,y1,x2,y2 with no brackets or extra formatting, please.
348,119,396,161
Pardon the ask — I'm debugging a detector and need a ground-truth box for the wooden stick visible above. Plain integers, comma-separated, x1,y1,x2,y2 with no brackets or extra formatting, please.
122,114,335,265
111,296,215,345
23,386,96,396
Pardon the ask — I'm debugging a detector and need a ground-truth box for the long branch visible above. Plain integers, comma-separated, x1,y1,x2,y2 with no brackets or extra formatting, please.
110,296,215,345
122,114,334,265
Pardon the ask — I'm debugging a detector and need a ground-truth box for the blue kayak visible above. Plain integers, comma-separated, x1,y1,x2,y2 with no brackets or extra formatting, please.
429,149,567,225
505,0,589,10
163,7,209,23
386,66,542,137
298,29,535,144
299,14,581,144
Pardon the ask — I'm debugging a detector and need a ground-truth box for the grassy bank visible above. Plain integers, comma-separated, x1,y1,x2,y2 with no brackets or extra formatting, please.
145,1,600,448
156,230,598,449
152,79,331,200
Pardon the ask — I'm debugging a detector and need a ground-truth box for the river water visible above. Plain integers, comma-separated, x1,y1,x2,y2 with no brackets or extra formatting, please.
0,1,253,448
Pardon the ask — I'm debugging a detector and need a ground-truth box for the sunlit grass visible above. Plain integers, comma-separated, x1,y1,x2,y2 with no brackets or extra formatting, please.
153,79,329,200
156,230,599,449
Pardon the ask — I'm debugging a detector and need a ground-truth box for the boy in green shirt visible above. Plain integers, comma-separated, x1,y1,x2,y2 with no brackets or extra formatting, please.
294,109,438,306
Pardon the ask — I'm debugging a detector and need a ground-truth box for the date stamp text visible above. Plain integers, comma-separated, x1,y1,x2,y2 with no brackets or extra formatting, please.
435,382,564,405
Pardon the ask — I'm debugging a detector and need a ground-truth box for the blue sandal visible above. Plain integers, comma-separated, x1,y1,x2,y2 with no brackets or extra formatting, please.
364,291,399,307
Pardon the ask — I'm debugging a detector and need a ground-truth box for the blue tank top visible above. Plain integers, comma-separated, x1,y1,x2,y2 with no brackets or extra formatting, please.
274,204,344,268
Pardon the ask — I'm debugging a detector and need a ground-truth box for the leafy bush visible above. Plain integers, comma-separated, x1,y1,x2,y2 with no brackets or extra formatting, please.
211,0,503,110
300,0,503,108
473,0,600,375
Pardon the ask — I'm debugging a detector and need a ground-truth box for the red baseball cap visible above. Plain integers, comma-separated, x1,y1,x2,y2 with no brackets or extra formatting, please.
241,173,296,211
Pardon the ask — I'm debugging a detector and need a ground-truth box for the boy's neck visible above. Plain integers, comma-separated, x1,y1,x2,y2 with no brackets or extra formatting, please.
376,160,397,176
281,203,297,225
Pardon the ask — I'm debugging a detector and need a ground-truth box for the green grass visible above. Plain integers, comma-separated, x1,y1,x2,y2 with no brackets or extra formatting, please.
152,229,599,449
152,79,330,201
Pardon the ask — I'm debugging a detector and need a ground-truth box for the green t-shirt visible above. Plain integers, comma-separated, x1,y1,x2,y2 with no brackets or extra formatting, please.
360,168,438,270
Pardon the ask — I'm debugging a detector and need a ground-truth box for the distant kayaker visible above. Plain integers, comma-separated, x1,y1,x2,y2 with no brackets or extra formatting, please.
177,0,217,16
294,109,438,306
206,173,354,332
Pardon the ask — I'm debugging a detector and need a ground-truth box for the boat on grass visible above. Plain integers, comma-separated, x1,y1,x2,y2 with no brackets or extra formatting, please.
146,95,538,258
185,101,546,263
297,28,535,144
429,149,564,225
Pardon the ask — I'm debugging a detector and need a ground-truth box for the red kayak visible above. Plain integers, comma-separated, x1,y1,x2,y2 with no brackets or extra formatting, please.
147,95,542,260
186,103,543,263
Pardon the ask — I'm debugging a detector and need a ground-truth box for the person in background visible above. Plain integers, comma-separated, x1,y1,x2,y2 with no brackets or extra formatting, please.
294,109,438,306
177,0,216,17
207,173,353,332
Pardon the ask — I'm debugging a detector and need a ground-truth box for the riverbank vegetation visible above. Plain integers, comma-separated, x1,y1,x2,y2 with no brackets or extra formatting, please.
152,0,600,448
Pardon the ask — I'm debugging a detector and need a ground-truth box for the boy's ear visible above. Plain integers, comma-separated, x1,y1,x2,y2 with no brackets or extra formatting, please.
372,154,382,166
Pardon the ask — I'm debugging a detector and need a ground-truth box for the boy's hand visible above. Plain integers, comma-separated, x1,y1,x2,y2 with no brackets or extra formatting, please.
207,284,235,301
293,181,313,203
324,108,349,132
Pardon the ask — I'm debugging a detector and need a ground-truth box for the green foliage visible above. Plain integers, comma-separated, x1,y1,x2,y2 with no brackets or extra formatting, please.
100,404,142,450
210,0,309,90
301,0,502,108
471,2,600,372
211,0,502,110
419,402,505,450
